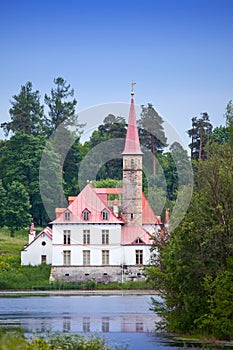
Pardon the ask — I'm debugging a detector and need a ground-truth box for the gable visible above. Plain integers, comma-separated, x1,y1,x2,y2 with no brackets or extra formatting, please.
52,184,124,224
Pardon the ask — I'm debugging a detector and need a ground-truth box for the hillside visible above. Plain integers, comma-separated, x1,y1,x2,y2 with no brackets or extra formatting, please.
0,228,51,290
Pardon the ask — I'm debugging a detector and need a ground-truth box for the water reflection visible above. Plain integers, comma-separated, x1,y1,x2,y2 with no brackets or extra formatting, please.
1,314,156,335
0,295,158,336
0,295,201,349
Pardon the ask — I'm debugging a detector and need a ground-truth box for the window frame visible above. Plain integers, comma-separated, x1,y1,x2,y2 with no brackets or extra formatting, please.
135,249,143,265
102,209,109,220
102,230,109,245
63,230,71,245
83,250,90,265
64,211,70,220
63,250,71,265
41,255,47,264
83,230,90,245
102,250,109,265
83,209,90,221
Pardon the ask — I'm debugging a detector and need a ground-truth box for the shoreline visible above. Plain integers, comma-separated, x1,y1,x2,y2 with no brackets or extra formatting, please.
0,289,158,297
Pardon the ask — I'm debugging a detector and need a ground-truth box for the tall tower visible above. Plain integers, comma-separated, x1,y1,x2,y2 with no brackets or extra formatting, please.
122,85,143,226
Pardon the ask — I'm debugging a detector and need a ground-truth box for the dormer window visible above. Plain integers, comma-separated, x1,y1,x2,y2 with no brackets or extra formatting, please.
102,209,109,220
64,211,70,221
83,209,90,221
134,237,144,244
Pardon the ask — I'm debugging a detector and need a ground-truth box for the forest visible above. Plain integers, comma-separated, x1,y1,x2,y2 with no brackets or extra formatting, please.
0,77,233,340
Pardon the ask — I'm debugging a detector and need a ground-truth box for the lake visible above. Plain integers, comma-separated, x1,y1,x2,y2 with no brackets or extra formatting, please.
0,294,200,349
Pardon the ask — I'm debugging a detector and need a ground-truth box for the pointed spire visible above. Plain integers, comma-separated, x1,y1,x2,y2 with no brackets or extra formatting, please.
122,85,143,155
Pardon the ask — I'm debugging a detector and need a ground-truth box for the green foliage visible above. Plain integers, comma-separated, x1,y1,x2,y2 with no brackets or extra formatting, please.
0,81,48,137
211,125,229,144
0,256,51,290
147,142,233,339
225,100,233,146
4,181,32,235
44,77,78,133
187,112,213,160
0,133,51,225
0,328,26,350
196,268,233,340
0,329,116,350
138,103,167,177
86,114,126,181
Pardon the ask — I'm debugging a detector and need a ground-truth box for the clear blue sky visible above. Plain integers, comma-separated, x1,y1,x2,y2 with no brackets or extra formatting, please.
0,0,233,147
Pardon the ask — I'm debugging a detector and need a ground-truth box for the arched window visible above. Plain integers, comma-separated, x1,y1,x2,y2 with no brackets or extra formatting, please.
83,209,90,221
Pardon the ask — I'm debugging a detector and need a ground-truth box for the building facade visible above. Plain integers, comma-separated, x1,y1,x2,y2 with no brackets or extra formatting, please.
50,90,162,283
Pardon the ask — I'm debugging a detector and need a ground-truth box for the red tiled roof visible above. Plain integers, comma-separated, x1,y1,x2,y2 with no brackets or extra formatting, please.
121,226,152,245
142,193,162,224
52,184,124,224
94,188,122,194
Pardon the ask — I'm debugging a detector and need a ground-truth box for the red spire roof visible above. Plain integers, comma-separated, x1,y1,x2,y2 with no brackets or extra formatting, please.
122,96,143,155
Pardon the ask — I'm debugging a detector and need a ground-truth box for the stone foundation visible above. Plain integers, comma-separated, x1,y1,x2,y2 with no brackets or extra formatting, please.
50,265,146,283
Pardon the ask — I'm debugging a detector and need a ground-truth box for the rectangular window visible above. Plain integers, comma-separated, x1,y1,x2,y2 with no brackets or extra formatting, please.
83,250,90,265
63,230,71,245
83,211,89,220
41,255,46,264
102,210,109,220
135,250,143,265
102,230,109,245
83,230,90,245
102,250,109,265
64,211,70,220
63,250,71,265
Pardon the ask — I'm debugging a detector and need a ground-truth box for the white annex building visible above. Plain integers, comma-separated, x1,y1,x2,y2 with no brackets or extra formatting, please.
21,225,52,266
22,90,166,283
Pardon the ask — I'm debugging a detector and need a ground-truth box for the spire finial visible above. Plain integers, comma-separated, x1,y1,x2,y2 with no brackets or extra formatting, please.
131,81,136,97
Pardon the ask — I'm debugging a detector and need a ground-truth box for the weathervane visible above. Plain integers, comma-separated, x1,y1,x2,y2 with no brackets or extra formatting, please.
131,81,136,96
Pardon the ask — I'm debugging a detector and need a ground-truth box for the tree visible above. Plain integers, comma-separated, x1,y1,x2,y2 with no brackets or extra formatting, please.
225,100,233,146
4,181,32,235
187,112,213,160
147,142,233,338
44,77,78,133
87,114,127,180
0,180,6,227
0,133,52,225
211,125,229,144
1,82,47,136
44,77,85,205
138,103,167,175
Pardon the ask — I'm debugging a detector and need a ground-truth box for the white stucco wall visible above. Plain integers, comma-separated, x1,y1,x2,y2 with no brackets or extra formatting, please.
52,223,122,266
21,234,52,266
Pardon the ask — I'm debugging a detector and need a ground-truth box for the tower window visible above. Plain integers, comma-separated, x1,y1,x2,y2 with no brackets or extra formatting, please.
131,213,134,220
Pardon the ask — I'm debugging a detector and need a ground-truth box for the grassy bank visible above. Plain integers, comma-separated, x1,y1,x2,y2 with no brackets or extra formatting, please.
0,328,120,350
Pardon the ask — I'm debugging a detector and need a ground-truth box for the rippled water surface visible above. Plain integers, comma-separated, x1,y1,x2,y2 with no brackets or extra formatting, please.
0,295,200,349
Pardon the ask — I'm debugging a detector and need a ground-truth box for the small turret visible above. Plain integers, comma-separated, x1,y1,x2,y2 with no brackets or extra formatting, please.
28,222,36,244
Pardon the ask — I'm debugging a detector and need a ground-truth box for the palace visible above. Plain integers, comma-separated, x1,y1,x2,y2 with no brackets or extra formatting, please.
22,89,164,283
